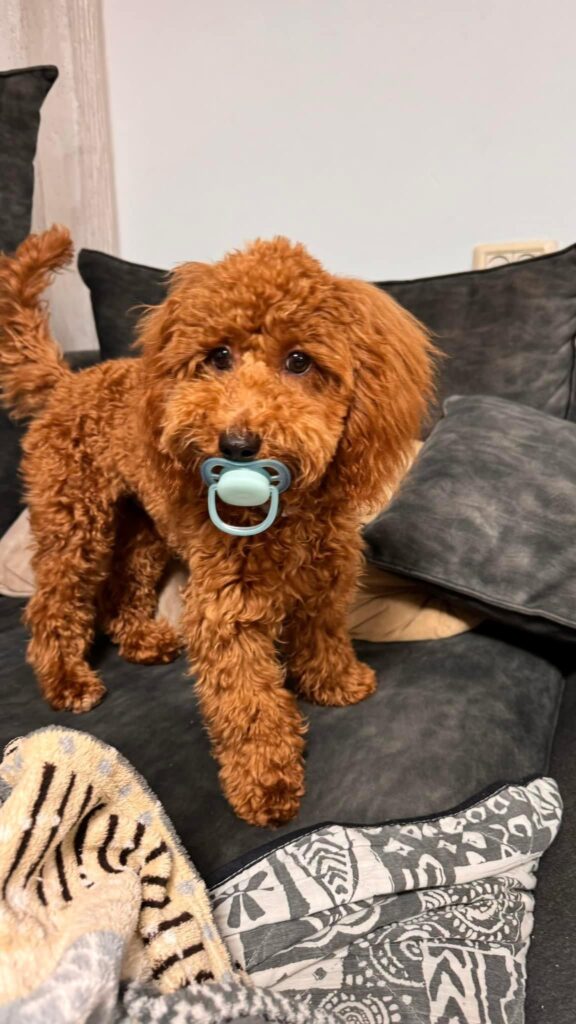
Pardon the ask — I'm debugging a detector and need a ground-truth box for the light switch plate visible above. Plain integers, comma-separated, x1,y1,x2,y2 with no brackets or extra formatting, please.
473,240,558,270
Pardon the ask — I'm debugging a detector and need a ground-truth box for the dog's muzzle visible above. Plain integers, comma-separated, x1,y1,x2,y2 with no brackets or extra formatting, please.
200,458,292,536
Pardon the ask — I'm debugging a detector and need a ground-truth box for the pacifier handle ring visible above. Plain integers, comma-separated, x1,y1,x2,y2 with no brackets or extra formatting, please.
201,458,291,493
207,485,280,536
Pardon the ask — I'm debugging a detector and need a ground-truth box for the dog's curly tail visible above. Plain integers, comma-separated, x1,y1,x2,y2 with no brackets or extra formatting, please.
0,225,74,419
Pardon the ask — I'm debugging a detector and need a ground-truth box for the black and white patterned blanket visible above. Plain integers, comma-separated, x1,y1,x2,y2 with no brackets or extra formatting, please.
211,777,561,1023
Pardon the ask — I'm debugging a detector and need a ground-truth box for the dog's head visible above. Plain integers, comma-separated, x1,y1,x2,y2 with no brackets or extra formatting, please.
138,238,434,508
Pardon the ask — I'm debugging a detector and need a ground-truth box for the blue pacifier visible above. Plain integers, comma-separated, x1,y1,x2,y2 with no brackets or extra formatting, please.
201,458,292,536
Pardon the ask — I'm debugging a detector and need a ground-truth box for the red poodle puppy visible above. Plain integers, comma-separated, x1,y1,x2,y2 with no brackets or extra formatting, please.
0,227,434,825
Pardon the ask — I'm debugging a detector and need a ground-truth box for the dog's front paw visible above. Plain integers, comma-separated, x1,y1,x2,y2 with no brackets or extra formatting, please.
298,660,377,706
219,744,305,827
43,665,107,713
118,618,183,664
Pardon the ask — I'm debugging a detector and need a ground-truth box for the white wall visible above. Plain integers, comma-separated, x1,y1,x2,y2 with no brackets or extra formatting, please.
103,0,576,280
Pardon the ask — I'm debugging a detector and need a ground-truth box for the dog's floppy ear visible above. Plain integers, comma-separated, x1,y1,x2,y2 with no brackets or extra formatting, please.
331,278,435,511
136,261,210,367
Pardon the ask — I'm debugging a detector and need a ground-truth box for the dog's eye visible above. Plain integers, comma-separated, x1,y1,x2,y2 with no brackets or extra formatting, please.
206,346,234,371
285,351,312,375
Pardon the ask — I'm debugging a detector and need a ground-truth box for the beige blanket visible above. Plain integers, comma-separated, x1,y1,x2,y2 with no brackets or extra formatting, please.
0,727,231,1006
0,729,332,1023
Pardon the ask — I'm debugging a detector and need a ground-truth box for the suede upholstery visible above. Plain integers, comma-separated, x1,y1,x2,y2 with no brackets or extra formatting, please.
77,249,168,361
381,247,576,428
0,65,57,254
365,394,576,640
0,64,59,533
0,594,563,880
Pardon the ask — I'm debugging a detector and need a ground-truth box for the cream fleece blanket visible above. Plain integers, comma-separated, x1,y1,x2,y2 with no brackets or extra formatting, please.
0,728,231,1003
0,728,334,1023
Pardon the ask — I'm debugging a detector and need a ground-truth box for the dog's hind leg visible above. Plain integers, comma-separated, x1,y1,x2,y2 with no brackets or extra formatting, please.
25,493,119,712
99,501,182,664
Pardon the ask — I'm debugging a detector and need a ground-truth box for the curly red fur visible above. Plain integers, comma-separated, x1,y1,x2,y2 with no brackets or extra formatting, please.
0,226,435,826
0,227,72,417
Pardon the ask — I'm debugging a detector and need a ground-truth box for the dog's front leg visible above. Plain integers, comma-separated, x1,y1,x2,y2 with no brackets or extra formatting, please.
285,554,377,707
182,579,306,827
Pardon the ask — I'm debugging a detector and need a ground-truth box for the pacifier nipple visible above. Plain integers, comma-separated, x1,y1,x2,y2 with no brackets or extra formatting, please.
216,467,271,507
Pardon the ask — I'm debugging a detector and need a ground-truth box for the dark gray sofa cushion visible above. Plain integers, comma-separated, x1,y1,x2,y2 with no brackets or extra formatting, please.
0,65,57,254
78,245,576,427
0,593,563,878
77,249,168,361
381,246,576,429
364,394,576,639
0,64,58,535
526,666,576,1024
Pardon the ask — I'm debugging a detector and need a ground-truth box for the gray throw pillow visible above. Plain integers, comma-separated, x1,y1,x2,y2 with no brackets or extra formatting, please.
0,65,58,535
380,248,576,429
364,394,576,640
0,65,57,254
77,249,167,361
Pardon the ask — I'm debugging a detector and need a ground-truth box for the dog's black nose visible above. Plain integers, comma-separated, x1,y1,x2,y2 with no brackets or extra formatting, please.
219,430,262,461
